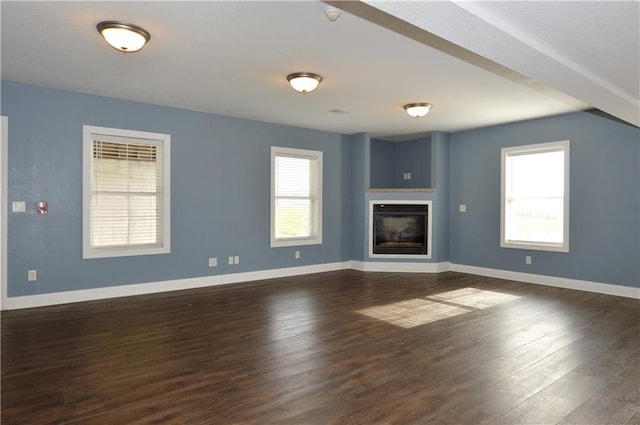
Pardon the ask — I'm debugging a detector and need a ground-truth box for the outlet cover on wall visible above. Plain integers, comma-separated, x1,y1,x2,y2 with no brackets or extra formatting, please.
208,257,217,267
27,270,37,281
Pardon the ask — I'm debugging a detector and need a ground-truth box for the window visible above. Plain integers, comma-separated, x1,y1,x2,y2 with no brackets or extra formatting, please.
83,125,170,258
501,140,569,252
271,146,322,247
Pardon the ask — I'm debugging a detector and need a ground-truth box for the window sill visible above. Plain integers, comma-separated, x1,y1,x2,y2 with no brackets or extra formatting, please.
367,188,435,193
83,245,170,259
270,237,322,248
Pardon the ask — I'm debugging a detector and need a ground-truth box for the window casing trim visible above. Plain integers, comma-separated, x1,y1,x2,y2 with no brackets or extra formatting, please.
270,146,323,248
82,125,171,259
500,140,570,252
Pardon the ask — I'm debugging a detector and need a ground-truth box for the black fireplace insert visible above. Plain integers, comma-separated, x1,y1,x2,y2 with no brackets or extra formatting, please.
372,203,428,255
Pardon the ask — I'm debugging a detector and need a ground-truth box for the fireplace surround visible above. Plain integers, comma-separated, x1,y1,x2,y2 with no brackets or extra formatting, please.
369,200,432,258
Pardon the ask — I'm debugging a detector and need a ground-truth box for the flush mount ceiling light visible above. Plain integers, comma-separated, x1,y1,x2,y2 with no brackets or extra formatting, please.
287,72,323,94
404,102,433,118
97,21,150,53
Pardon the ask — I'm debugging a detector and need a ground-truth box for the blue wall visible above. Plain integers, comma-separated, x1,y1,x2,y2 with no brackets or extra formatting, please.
370,138,395,188
431,132,450,262
394,138,431,188
350,133,369,261
3,81,637,300
2,81,351,296
449,111,640,287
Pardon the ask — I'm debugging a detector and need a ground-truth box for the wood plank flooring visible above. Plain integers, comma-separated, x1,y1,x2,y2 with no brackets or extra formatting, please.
1,270,638,424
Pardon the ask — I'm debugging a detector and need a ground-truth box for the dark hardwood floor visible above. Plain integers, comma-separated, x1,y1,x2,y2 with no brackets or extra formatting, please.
1,270,638,424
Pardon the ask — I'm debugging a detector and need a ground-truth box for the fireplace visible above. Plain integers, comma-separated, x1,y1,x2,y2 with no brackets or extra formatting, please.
369,201,431,257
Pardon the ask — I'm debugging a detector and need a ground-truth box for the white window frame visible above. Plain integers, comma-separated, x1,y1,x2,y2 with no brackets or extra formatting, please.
83,125,171,259
270,146,323,248
501,140,570,252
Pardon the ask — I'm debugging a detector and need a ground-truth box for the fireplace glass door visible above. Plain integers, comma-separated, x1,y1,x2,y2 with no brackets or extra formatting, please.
372,204,428,255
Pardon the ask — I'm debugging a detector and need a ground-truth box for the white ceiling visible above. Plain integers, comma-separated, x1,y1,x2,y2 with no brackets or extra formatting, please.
1,1,638,139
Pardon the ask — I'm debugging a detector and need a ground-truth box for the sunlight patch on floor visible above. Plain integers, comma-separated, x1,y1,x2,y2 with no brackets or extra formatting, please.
428,287,521,309
357,298,471,328
357,288,521,328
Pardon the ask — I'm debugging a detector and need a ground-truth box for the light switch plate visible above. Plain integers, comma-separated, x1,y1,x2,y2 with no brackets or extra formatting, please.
12,201,26,213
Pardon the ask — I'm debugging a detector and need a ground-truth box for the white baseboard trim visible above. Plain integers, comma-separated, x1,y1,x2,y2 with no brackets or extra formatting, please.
5,260,637,310
349,260,451,273
4,261,351,310
449,263,640,300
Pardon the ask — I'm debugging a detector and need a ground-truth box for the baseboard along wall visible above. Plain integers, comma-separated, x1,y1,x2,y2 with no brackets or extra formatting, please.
4,261,638,310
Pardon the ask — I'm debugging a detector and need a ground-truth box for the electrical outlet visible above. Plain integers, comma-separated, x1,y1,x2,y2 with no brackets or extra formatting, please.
234,256,240,264
295,250,300,259
208,257,217,267
525,255,532,265
459,204,467,212
27,270,37,281
228,256,234,265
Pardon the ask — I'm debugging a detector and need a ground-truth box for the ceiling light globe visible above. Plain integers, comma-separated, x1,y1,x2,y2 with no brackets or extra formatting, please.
97,21,150,53
404,103,433,118
287,72,322,94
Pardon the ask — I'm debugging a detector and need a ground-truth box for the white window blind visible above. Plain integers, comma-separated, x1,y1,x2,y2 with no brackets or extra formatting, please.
501,140,569,252
271,146,322,247
91,140,162,248
83,126,170,258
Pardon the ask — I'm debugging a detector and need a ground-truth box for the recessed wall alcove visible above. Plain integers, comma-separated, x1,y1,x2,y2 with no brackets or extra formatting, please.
370,136,432,190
